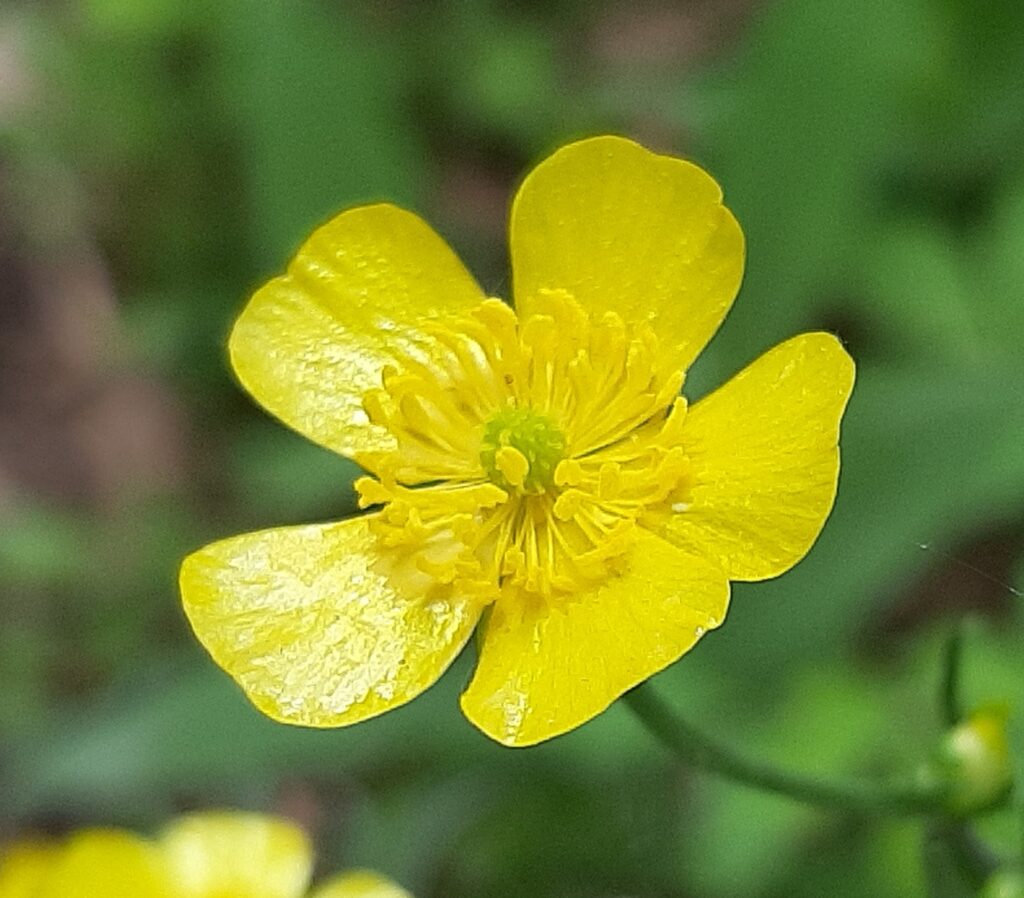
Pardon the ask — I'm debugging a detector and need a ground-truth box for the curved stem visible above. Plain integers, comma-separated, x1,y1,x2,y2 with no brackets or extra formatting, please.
623,681,947,816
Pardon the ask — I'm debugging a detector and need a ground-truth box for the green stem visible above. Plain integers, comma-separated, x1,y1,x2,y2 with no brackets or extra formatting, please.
623,681,947,816
940,622,965,727
922,821,1001,894
938,821,1003,887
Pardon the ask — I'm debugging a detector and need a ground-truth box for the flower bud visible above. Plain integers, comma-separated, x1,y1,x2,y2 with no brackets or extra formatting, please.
980,869,1024,898
931,704,1013,815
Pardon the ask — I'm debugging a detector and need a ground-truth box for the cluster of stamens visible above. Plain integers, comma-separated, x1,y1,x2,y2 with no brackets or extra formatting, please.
354,290,692,604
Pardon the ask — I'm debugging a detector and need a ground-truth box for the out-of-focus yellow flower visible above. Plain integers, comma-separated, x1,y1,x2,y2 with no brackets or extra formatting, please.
0,841,59,898
32,830,173,898
311,871,412,898
0,812,410,898
0,831,168,898
160,812,312,898
180,135,855,746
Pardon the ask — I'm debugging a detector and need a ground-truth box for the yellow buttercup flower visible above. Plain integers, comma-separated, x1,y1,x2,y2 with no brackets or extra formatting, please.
0,812,411,898
180,135,855,747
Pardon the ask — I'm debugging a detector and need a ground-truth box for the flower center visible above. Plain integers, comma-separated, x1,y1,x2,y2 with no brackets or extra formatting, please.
353,291,694,602
479,407,566,493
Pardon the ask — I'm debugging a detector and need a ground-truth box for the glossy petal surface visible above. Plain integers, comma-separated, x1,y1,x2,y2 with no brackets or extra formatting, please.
311,871,413,898
664,332,855,580
510,136,744,372
160,812,312,898
180,516,482,727
38,831,172,898
460,531,729,746
230,204,486,458
0,842,58,898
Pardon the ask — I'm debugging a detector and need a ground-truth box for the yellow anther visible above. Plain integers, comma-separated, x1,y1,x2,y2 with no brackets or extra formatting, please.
416,555,458,583
398,393,437,434
495,446,529,487
625,339,653,392
520,314,556,353
360,389,390,427
501,545,526,577
354,476,391,508
474,297,518,335
538,288,587,332
554,458,584,486
655,370,685,407
553,489,585,521
598,463,622,500
659,397,688,438
449,513,478,539
467,483,511,508
594,312,627,358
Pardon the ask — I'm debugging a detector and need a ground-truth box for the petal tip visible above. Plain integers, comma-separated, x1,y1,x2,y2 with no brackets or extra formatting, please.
510,134,743,371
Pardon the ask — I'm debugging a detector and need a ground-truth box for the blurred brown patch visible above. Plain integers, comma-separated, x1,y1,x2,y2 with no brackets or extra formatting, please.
589,0,755,70
434,155,511,246
859,520,1023,657
0,170,186,511
0,15,34,119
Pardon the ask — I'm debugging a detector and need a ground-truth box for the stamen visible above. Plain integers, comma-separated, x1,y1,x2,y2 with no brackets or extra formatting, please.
354,290,693,602
494,446,529,488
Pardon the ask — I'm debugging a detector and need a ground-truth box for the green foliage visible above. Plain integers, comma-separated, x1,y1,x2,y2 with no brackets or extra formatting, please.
2,0,1023,895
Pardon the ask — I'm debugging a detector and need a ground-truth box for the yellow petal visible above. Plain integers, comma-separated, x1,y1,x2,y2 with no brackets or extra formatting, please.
230,204,485,458
37,830,173,898
664,332,855,580
0,841,58,898
160,812,312,898
460,531,729,746
510,136,744,372
179,516,482,727
310,870,413,898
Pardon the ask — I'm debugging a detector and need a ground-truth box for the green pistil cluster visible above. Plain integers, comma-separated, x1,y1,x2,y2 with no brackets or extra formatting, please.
480,407,567,493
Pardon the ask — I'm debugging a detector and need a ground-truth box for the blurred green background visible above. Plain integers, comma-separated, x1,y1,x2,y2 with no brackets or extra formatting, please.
1,1,1023,896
